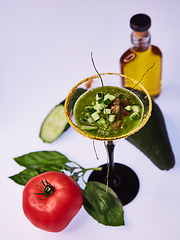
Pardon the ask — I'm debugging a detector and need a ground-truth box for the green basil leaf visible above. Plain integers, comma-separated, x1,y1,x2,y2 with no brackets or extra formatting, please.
83,181,124,226
14,151,69,170
9,168,39,186
33,165,62,173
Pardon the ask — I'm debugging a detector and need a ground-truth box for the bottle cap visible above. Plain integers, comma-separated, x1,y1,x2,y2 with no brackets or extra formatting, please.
130,14,151,32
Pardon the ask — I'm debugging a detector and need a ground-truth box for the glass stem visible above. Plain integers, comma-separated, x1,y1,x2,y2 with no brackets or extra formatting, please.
106,141,116,185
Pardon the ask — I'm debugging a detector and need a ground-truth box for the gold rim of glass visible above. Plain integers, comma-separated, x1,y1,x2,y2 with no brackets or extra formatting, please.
64,72,152,141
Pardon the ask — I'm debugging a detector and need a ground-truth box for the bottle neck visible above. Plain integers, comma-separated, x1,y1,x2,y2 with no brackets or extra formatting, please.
131,31,151,52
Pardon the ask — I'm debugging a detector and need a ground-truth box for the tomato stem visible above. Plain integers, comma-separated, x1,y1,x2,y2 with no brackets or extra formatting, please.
67,161,102,183
32,178,54,200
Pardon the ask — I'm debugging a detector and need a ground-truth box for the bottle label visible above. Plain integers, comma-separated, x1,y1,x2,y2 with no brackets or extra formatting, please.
123,53,136,63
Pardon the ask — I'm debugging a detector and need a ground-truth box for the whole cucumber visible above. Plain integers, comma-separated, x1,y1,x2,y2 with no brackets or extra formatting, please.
126,99,175,170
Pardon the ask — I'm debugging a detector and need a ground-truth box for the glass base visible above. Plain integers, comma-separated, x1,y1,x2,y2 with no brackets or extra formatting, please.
88,163,139,206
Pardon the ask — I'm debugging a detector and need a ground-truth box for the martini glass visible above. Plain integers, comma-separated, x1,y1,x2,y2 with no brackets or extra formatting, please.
65,73,152,206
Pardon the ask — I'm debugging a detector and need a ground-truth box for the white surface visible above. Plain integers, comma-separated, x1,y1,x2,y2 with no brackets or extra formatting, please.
1,0,180,239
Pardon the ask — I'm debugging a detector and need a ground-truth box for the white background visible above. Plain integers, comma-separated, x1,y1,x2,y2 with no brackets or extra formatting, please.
1,0,180,239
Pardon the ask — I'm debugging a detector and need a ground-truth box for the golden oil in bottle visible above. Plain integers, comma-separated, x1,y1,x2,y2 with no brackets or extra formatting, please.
120,14,162,98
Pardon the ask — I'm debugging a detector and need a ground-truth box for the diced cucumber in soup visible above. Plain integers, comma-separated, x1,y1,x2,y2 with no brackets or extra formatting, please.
74,86,143,138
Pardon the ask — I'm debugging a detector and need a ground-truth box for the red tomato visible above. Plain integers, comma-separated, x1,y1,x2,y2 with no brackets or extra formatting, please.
22,171,83,232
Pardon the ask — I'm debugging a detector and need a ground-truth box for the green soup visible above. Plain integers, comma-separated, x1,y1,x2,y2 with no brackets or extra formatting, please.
74,86,143,138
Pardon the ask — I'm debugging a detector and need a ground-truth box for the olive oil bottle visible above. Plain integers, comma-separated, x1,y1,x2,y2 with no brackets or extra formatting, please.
120,14,162,98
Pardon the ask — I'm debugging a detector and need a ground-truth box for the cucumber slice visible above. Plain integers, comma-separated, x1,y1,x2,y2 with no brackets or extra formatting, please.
87,117,94,124
40,88,86,143
85,106,93,112
132,105,140,113
103,108,111,114
80,126,98,131
104,93,116,105
93,102,105,112
91,111,100,121
104,93,116,101
96,93,104,101
97,117,106,126
124,105,132,111
89,108,96,114
130,112,140,120
39,100,69,143
109,114,116,123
